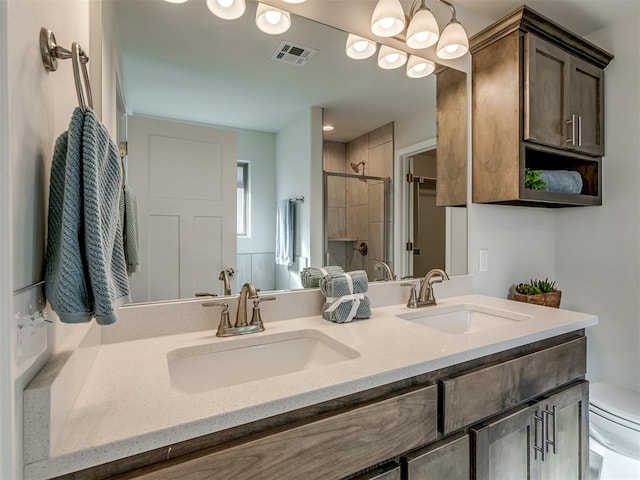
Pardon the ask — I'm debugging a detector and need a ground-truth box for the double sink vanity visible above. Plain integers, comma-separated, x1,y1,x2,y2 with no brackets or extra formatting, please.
23,278,597,479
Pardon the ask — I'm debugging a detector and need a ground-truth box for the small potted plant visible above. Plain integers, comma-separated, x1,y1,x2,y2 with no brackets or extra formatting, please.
511,278,561,308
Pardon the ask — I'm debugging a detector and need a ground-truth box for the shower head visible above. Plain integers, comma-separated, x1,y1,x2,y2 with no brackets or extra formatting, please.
351,161,365,173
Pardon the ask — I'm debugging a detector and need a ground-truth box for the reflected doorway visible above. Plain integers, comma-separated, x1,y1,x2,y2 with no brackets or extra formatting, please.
394,139,467,279
411,150,446,277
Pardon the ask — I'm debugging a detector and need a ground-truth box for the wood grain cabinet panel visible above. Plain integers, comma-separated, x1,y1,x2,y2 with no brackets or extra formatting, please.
402,433,469,479
470,5,613,207
440,336,586,435
525,34,605,157
472,381,589,480
436,68,467,207
123,385,437,480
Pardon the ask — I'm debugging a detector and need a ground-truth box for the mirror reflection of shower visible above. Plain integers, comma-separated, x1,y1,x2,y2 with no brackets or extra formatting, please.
350,161,366,174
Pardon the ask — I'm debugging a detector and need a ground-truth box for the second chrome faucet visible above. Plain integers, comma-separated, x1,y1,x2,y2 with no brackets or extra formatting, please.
203,282,275,337
402,268,449,308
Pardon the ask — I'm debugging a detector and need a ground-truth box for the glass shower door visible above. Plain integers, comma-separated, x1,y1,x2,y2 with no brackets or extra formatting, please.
324,172,391,280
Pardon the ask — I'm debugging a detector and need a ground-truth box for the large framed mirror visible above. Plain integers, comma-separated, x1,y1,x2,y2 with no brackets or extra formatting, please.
108,0,467,303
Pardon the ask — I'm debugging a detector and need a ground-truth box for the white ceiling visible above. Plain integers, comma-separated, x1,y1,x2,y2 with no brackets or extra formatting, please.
114,0,637,143
454,0,639,37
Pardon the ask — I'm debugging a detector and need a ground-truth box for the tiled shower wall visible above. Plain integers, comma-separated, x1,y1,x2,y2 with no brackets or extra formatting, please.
323,123,393,280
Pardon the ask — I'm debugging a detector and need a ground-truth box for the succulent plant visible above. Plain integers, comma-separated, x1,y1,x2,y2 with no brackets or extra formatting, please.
515,278,557,295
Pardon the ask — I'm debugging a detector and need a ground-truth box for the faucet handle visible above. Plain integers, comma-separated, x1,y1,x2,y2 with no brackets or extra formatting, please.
194,292,218,297
401,282,419,309
249,296,275,330
202,302,233,336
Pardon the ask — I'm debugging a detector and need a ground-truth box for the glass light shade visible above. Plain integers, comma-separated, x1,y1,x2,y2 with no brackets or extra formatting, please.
406,55,435,78
370,0,406,38
436,21,469,59
346,34,377,60
164,0,189,3
205,0,246,19
377,45,407,69
406,8,439,49
256,3,291,35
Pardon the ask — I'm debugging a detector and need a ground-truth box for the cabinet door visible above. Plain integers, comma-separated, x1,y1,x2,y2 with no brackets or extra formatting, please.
403,433,469,479
347,462,401,480
524,34,570,150
534,381,589,480
569,57,604,156
471,404,535,480
436,67,467,207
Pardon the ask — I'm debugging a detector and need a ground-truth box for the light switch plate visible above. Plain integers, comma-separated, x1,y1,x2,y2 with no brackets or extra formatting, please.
479,249,489,272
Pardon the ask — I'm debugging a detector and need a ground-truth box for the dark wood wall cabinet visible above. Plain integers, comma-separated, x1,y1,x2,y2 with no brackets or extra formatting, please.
61,331,589,480
471,6,613,207
436,67,467,207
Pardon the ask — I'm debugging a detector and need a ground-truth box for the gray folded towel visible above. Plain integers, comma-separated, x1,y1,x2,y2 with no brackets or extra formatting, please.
539,170,583,194
320,270,371,323
301,266,343,288
46,108,131,325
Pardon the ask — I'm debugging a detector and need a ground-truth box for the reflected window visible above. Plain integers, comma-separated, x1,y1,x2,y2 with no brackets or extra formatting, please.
237,161,250,236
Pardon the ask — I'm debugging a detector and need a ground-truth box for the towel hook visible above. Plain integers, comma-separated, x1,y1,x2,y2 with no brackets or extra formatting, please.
71,42,93,112
40,27,93,112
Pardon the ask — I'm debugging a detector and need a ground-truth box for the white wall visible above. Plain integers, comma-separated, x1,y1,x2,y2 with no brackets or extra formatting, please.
275,107,323,289
556,14,640,392
394,97,437,152
468,205,557,296
236,129,277,255
4,1,92,477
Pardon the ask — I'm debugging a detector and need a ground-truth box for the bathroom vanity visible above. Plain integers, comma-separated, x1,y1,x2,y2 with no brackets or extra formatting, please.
23,283,596,479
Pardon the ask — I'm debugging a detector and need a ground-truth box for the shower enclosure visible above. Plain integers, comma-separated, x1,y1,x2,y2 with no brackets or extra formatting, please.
324,171,392,280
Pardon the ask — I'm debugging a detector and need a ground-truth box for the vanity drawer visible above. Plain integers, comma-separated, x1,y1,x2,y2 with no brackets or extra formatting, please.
126,384,437,480
440,336,586,435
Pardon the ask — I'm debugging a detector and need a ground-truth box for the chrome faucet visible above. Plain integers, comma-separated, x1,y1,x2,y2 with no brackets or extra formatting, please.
374,261,396,281
219,268,234,296
418,269,449,306
203,282,275,337
402,268,449,308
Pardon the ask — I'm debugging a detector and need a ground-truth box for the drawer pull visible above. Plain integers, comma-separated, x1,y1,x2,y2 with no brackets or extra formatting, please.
544,405,558,455
533,409,546,462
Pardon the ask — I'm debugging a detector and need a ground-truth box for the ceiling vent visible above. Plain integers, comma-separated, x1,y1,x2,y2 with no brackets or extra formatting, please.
271,41,318,67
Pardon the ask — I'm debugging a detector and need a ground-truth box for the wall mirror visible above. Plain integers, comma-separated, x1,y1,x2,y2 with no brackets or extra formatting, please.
110,0,467,304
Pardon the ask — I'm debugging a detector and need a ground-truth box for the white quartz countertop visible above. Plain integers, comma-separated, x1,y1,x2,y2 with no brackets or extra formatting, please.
25,294,597,479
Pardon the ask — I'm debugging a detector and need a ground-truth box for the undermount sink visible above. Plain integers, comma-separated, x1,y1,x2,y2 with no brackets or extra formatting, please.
397,304,533,335
167,330,360,394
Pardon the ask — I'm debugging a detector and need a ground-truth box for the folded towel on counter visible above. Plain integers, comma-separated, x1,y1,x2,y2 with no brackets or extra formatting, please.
320,270,371,323
275,199,294,266
301,266,344,288
539,170,583,194
46,108,131,326
119,184,140,274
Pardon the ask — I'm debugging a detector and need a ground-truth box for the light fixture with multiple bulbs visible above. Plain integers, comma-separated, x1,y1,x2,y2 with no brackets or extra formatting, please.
344,0,468,79
166,0,307,35
366,0,469,60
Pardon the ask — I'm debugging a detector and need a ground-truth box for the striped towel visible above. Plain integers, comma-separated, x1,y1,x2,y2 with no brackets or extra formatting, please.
45,108,131,325
119,184,140,274
301,266,343,288
319,270,371,323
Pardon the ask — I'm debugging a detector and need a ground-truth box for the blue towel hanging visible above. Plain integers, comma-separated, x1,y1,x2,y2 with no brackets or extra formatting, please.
275,199,294,266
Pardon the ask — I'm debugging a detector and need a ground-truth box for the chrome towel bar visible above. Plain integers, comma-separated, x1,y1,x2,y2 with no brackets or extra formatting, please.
39,27,93,112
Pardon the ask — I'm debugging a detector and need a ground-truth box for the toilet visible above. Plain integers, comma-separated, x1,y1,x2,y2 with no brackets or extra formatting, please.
589,382,640,480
